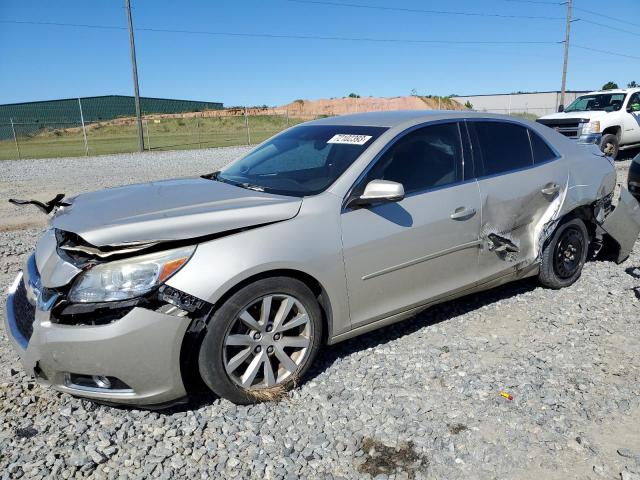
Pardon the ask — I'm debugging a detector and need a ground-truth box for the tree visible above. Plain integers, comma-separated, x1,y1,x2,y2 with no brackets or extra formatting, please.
410,88,418,96
628,81,639,88
347,93,361,98
602,81,619,90
464,101,473,109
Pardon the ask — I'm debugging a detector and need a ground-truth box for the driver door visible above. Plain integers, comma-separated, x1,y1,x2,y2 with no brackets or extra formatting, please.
340,122,481,328
623,92,640,144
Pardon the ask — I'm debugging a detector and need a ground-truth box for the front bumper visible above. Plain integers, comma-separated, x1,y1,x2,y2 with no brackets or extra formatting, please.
4,270,192,406
600,187,640,263
577,133,602,145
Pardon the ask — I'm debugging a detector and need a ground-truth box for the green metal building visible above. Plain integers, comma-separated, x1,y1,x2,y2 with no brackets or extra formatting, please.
1,95,223,123
0,95,223,138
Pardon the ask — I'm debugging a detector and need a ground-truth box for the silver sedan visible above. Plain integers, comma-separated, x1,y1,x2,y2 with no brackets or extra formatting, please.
5,111,640,406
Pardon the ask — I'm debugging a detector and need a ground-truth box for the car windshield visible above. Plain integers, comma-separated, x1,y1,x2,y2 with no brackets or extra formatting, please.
564,93,626,113
215,125,388,196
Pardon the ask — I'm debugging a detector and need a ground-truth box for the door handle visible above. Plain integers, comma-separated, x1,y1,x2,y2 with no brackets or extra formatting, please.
541,183,560,196
450,206,476,221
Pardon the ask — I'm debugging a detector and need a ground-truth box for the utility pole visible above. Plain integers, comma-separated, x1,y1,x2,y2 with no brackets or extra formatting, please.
125,0,144,152
559,0,573,110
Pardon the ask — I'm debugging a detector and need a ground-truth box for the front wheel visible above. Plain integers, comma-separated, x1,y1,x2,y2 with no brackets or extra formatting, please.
601,133,620,160
198,277,323,404
538,217,589,289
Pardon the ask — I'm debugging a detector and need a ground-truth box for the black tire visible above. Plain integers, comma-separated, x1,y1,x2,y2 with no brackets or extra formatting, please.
601,133,620,160
538,217,589,289
198,277,323,404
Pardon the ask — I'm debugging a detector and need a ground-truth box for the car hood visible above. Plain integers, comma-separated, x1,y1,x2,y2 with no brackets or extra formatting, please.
539,111,609,121
51,177,302,247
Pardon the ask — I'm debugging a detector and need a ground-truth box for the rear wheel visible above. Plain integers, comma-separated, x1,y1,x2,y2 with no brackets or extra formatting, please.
538,217,589,289
198,277,323,404
601,133,620,160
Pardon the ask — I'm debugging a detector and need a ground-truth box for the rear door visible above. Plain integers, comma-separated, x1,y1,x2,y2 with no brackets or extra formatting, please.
341,122,481,328
468,120,568,281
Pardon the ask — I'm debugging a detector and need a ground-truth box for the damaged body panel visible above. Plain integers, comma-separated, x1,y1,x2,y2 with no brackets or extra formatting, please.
51,177,303,246
5,110,638,407
599,187,640,263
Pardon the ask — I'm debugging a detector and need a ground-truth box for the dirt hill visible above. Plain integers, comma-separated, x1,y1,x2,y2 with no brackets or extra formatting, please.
278,95,465,116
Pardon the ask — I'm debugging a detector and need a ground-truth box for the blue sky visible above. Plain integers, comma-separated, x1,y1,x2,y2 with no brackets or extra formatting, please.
0,0,638,106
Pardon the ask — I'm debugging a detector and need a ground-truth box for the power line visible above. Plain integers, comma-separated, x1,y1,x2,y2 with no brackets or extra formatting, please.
573,7,640,28
288,1,640,40
286,0,564,20
572,44,640,61
0,20,558,45
3,19,638,61
577,18,640,38
502,0,561,4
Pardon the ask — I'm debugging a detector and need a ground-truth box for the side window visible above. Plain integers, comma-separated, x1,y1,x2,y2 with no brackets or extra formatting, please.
629,93,640,111
471,122,533,176
367,123,463,194
529,130,558,164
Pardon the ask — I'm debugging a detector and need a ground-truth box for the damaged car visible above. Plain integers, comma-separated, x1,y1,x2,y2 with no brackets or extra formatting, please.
5,111,640,406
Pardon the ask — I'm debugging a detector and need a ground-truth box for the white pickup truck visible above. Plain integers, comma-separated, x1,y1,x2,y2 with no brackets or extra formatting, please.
538,88,640,159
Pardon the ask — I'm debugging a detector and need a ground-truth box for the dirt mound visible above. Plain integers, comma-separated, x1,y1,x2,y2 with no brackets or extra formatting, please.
279,95,464,116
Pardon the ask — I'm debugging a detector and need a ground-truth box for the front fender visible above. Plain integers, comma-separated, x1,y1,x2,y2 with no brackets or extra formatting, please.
165,193,352,338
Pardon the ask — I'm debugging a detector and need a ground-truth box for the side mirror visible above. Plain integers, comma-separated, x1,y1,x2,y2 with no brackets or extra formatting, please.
558,104,565,113
354,180,405,206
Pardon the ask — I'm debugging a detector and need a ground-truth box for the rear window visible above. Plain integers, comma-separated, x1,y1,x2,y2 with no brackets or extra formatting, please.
471,122,533,176
530,130,558,164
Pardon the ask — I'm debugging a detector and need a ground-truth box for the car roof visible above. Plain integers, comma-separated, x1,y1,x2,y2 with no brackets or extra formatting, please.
584,88,640,95
306,110,526,128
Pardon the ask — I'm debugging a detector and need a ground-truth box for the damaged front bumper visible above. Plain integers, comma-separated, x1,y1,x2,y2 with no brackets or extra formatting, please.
4,260,193,406
599,187,640,263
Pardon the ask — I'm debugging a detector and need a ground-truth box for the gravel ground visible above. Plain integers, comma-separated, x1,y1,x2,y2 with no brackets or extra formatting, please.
1,149,640,479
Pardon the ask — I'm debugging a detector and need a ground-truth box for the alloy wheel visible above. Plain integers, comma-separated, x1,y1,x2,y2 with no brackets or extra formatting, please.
222,294,312,389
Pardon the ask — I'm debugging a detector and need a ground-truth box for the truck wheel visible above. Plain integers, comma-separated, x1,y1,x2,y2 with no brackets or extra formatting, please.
198,277,323,404
538,217,589,289
601,133,620,160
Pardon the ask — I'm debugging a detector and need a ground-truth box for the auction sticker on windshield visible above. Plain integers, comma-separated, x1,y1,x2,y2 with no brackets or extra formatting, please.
327,134,373,145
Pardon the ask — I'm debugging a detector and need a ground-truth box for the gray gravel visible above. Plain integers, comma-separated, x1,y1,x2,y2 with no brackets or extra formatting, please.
1,150,640,479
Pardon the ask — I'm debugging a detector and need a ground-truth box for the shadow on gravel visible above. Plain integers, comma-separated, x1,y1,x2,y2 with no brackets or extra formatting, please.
104,247,628,414
306,276,539,384
141,275,540,414
616,147,640,161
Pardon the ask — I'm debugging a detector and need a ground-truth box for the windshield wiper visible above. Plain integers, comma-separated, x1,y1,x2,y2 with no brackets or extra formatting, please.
239,183,265,192
202,172,265,192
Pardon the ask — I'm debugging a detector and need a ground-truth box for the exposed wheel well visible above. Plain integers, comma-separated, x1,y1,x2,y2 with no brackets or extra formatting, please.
602,126,621,140
179,269,333,396
210,269,333,344
564,204,599,240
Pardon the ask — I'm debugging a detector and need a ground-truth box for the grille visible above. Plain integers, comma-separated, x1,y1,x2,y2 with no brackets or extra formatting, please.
13,279,35,341
537,119,583,139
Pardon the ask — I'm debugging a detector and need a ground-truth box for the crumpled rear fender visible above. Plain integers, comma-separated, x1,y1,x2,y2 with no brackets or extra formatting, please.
599,188,640,264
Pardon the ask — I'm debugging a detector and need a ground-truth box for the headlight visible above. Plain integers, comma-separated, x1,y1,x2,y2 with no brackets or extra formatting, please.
581,120,601,135
68,246,195,303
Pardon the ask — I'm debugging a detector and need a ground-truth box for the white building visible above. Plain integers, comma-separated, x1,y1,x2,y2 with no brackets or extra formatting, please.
452,91,591,117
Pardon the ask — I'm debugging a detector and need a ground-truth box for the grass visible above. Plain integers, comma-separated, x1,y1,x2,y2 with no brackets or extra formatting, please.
0,115,310,160
509,112,539,121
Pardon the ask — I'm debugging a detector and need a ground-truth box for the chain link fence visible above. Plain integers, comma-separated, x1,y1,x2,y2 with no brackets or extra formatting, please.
0,100,326,160
0,98,561,160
